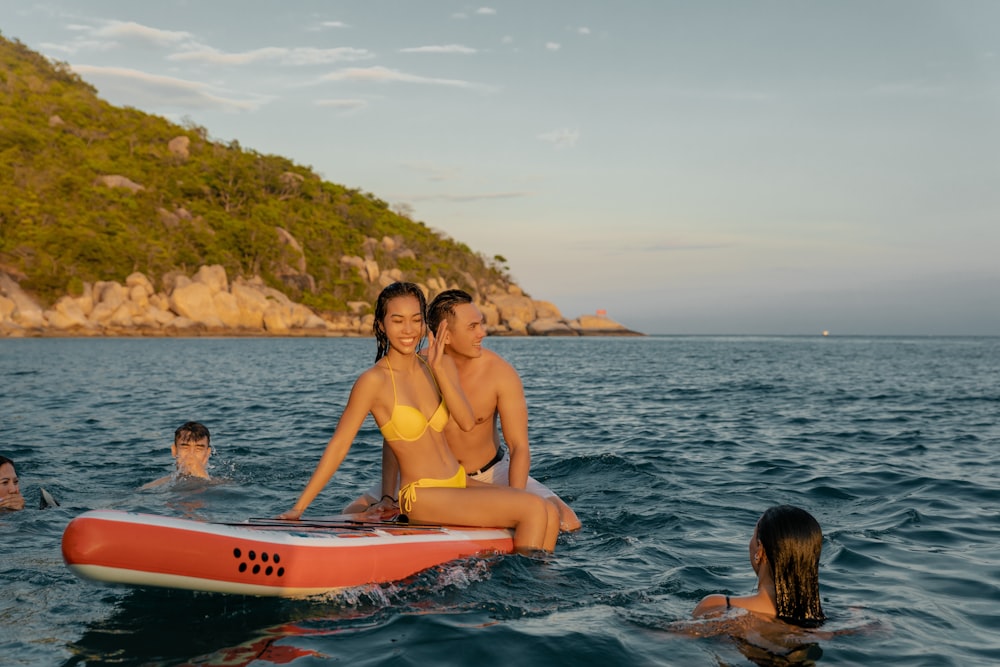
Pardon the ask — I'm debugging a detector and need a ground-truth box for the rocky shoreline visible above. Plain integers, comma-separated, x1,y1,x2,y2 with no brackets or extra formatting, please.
0,265,642,339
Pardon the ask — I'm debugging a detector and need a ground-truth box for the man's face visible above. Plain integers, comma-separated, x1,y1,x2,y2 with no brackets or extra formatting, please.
171,437,211,477
445,303,486,359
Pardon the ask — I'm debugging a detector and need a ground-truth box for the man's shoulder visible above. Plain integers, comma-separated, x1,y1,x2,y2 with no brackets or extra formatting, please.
140,475,171,490
481,348,516,369
478,349,521,379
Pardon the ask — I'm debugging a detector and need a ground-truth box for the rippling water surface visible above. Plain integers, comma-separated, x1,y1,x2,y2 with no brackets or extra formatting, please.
2,336,998,666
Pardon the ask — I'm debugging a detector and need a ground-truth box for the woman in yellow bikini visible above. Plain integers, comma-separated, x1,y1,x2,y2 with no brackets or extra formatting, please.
279,282,559,553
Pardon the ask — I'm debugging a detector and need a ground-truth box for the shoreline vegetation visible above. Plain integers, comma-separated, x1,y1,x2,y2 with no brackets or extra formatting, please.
0,35,641,340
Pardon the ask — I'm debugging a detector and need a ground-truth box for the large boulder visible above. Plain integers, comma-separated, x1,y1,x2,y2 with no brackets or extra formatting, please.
126,272,155,296
275,227,308,274
95,175,144,192
533,300,563,319
0,274,45,328
167,135,190,159
262,303,293,333
569,313,641,335
170,282,223,327
213,291,249,329
0,295,16,321
46,296,91,330
527,317,577,336
505,316,528,335
479,302,500,328
193,265,229,293
490,293,536,328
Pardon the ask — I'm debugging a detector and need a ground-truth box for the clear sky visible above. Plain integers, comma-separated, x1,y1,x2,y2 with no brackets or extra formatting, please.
3,1,998,335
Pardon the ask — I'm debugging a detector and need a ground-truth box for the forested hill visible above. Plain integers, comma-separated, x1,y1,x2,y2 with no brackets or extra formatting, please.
0,33,514,314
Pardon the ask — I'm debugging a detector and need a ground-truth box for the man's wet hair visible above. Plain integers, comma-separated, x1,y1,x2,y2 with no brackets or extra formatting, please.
427,289,474,333
174,421,211,446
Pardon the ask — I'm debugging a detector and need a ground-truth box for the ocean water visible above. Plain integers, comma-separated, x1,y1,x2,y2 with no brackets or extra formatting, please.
1,335,998,666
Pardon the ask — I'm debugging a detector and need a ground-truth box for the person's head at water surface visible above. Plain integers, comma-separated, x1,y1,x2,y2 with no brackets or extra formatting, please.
754,504,826,627
427,289,486,360
693,504,825,626
0,455,25,511
172,421,212,479
373,282,428,362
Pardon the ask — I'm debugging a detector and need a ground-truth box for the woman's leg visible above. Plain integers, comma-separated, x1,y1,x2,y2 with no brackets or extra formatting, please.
546,496,581,532
541,497,559,550
407,485,557,553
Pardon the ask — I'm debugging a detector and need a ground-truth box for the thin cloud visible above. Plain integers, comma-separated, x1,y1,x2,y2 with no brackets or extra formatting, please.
577,27,591,36
38,40,111,55
313,21,350,30
93,20,194,47
870,81,947,97
39,20,191,56
169,46,373,66
400,45,478,55
71,65,267,112
661,86,772,102
572,238,733,255
320,66,496,92
315,98,368,112
476,7,497,15
399,161,461,182
537,127,580,149
409,191,531,203
545,42,561,51
169,46,285,65
641,241,733,252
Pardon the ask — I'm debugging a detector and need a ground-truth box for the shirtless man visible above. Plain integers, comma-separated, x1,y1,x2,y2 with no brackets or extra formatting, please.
347,290,580,531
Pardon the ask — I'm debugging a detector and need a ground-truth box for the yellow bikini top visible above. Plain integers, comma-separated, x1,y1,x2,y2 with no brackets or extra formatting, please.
378,356,449,442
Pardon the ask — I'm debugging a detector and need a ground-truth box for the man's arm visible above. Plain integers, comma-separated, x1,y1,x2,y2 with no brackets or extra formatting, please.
496,361,530,489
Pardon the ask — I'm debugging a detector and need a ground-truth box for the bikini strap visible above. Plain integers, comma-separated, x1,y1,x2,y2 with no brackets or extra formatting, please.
385,357,398,401
416,355,442,393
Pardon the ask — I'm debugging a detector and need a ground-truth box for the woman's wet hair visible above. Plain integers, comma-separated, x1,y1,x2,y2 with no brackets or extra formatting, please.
757,505,826,627
427,289,473,333
373,282,427,361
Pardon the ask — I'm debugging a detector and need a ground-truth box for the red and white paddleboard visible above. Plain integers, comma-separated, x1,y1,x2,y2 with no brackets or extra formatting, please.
62,509,514,597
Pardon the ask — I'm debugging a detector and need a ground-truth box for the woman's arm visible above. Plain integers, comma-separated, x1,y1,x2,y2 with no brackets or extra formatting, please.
426,320,476,431
380,441,400,498
279,372,379,519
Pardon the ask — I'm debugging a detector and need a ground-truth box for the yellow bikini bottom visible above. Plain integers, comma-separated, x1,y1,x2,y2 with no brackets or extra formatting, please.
398,467,466,514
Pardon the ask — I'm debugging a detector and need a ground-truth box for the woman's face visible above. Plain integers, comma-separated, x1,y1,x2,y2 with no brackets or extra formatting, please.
383,295,424,354
0,462,21,499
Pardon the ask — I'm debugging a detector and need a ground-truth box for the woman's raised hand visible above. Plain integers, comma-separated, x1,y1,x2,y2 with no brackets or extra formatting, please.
426,319,449,371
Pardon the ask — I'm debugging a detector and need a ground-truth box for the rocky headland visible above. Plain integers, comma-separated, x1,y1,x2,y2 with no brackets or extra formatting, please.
0,259,641,338
0,36,641,340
